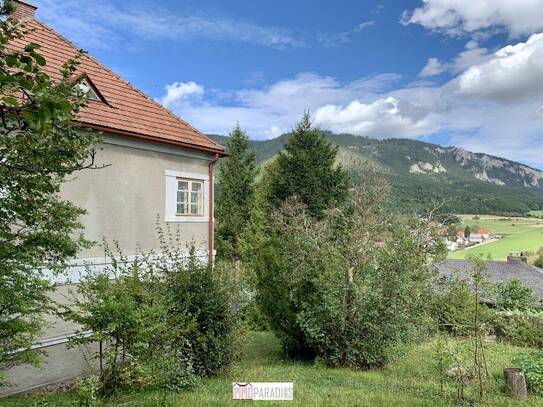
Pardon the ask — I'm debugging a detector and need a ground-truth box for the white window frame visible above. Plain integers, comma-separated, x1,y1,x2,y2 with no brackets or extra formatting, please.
176,177,204,216
164,170,209,223
74,78,101,101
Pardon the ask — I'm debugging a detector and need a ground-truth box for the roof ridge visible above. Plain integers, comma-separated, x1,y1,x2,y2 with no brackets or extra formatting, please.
32,19,224,153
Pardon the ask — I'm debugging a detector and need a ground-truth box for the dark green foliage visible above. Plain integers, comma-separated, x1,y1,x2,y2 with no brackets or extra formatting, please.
0,2,98,380
429,275,494,336
253,193,445,367
252,231,310,357
494,312,543,348
514,351,543,396
268,113,349,218
495,279,539,311
163,252,237,378
464,225,471,238
216,124,258,261
65,245,184,396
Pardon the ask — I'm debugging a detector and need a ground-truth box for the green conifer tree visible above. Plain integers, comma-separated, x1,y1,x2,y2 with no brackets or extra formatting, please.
216,124,258,261
269,113,349,217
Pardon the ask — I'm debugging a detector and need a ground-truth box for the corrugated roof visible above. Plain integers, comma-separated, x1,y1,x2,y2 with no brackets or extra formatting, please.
8,9,226,155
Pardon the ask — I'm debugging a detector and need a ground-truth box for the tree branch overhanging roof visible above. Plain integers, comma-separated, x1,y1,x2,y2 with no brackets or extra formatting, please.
8,1,227,156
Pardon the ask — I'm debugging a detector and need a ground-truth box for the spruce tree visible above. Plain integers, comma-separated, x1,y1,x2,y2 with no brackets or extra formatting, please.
216,124,258,261
269,113,349,217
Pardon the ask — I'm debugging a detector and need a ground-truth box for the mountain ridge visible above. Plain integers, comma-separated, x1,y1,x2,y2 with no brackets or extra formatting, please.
208,132,543,215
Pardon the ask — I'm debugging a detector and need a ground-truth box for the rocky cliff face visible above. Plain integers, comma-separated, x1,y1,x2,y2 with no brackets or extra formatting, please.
441,147,543,190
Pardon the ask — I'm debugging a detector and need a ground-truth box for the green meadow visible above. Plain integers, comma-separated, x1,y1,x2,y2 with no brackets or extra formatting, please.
3,331,542,407
448,215,543,260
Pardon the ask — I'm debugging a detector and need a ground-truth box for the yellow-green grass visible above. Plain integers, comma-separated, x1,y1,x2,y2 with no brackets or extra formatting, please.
449,215,543,260
3,331,542,406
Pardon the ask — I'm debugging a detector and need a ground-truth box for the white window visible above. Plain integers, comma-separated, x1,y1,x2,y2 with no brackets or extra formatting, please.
165,170,209,222
74,78,101,101
176,178,204,216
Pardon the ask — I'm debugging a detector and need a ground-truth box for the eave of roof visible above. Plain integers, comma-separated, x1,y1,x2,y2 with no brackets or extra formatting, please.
77,122,231,156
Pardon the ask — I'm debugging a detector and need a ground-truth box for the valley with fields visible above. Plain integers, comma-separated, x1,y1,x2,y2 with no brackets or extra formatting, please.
448,215,543,261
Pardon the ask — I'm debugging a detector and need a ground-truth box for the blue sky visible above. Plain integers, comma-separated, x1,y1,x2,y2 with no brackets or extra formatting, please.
33,0,543,168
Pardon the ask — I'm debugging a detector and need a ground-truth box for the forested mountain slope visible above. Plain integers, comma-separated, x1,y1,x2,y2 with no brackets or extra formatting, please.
209,133,543,215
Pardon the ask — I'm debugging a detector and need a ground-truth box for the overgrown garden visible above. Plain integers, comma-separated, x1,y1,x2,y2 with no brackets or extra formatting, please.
1,0,543,403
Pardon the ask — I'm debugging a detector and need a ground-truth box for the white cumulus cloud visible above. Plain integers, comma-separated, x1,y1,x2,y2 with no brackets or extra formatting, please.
419,58,446,77
159,73,404,139
454,33,543,101
313,97,438,138
160,81,204,107
420,41,491,77
403,0,543,37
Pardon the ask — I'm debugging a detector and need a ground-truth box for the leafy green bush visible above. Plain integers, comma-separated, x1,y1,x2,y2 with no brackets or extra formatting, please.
65,246,182,396
514,351,543,396
65,238,238,396
74,375,100,407
0,2,98,379
253,194,445,367
429,275,494,336
494,311,543,348
495,279,539,311
163,254,238,377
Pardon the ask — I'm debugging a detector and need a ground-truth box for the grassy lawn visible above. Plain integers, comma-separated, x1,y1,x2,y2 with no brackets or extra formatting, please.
448,214,543,260
2,331,542,406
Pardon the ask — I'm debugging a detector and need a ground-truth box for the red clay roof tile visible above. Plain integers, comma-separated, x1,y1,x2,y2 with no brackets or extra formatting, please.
9,9,226,155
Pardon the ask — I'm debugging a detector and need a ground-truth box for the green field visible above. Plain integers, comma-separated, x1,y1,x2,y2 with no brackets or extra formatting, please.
448,215,543,260
3,331,542,406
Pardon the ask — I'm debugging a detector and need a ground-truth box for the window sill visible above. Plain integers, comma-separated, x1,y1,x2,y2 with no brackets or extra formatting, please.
165,215,209,223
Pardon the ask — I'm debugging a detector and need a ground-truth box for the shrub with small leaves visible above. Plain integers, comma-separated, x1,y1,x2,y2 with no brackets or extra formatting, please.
163,253,238,377
514,351,543,396
495,279,539,312
74,375,100,407
430,274,494,336
253,191,445,367
65,229,238,397
494,310,543,348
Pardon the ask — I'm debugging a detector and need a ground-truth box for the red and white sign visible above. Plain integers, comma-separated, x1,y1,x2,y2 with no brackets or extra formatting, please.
232,382,294,400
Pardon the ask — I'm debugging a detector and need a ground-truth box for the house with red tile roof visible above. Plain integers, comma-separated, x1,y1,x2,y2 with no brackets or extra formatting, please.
1,1,227,395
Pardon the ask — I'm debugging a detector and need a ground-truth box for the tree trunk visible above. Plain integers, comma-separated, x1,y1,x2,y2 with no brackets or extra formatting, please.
504,368,528,400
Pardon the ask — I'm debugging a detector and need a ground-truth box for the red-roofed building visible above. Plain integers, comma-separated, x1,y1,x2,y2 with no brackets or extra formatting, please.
1,1,227,395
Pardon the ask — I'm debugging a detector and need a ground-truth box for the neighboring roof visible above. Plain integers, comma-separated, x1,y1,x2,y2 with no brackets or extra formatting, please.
431,259,543,298
8,6,226,156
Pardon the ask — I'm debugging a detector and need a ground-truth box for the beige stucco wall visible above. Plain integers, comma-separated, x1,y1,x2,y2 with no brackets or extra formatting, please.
0,136,218,397
60,135,214,258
